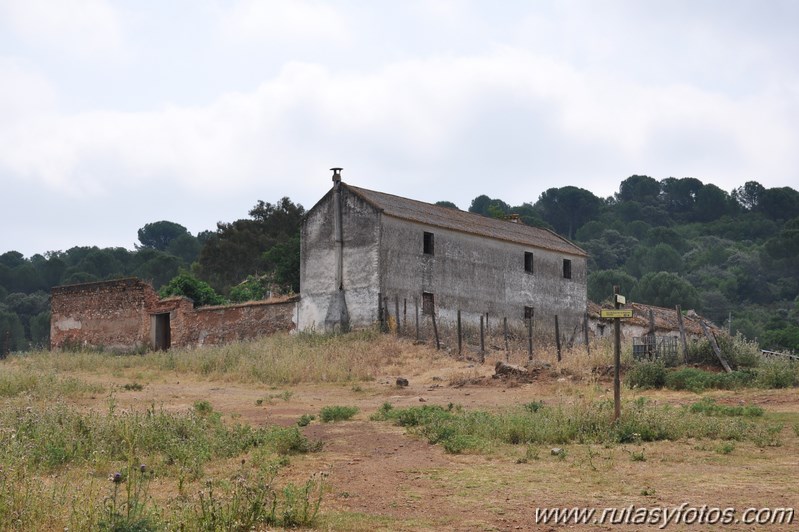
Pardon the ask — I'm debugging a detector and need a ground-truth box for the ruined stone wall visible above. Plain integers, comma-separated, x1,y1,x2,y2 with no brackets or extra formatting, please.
182,298,297,346
51,279,297,352
50,278,159,351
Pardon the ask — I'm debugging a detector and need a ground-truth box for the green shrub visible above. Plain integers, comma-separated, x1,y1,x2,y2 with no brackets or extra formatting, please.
688,398,764,417
723,334,761,369
192,469,325,529
626,361,666,389
370,402,394,420
99,462,157,531
442,434,482,454
755,360,798,388
0,402,320,475
193,400,214,416
523,401,544,413
0,370,104,399
159,272,225,307
665,368,755,392
319,405,359,423
371,399,780,450
687,333,761,370
297,414,315,427
265,426,323,454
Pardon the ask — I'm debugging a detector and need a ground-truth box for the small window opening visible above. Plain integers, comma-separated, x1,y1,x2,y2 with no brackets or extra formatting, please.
562,258,572,279
524,306,534,321
422,292,435,315
524,252,534,273
423,232,435,255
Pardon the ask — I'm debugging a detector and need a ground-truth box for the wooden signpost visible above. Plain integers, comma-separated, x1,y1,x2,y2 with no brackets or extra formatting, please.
600,309,633,319
609,287,631,423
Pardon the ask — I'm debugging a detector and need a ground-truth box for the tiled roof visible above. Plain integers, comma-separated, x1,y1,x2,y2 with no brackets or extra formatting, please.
587,300,718,335
345,184,587,257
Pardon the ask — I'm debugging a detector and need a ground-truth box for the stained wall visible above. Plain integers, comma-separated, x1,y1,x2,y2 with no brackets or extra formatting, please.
51,278,296,352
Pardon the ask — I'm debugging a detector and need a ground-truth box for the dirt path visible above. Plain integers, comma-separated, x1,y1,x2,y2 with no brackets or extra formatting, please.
67,362,799,531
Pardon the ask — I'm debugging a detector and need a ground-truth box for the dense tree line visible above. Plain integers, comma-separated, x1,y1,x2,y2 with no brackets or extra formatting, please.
467,175,799,352
1,178,797,353
0,199,304,352
0,221,199,351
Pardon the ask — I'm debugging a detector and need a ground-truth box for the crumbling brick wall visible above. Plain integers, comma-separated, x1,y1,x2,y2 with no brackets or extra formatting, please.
183,299,298,346
50,278,159,351
51,278,297,352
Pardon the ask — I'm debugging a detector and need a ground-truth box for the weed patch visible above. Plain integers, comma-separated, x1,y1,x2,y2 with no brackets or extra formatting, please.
0,399,325,529
665,367,756,392
754,360,799,388
626,361,666,389
372,399,781,453
625,363,796,393
319,405,359,422
297,414,315,427
0,368,104,399
0,400,320,476
688,397,764,417
191,469,325,529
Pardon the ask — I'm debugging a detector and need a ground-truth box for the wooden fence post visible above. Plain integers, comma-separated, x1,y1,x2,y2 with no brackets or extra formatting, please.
457,309,462,356
503,317,509,362
479,315,485,363
527,317,533,364
701,320,732,373
395,296,400,336
647,309,656,359
675,305,688,363
555,315,562,362
583,312,590,355
378,293,385,332
613,286,621,423
415,297,419,342
431,310,440,350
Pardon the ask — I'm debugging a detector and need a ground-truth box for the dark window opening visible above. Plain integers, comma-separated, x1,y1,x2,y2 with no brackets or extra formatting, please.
422,292,435,315
562,258,572,279
423,231,435,255
524,252,534,273
524,306,534,321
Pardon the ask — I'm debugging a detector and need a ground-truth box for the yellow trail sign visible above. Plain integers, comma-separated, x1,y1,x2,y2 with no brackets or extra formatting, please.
601,309,633,319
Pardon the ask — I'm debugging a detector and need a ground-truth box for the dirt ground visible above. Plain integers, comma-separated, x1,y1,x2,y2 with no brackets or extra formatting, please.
75,354,799,531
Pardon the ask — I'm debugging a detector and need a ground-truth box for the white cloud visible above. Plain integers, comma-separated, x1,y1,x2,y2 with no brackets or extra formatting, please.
0,57,57,123
2,2,799,256
220,0,351,44
1,46,797,207
0,0,125,60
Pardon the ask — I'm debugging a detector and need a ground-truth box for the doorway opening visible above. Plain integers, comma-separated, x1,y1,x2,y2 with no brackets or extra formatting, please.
153,313,171,351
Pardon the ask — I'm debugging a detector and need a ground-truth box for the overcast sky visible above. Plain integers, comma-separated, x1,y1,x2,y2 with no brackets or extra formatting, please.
2,0,797,257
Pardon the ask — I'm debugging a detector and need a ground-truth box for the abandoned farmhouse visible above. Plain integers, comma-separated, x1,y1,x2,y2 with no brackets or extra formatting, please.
298,169,588,336
51,170,705,353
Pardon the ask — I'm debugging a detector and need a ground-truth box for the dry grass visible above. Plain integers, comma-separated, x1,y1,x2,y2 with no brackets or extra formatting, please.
7,328,632,390
1,330,798,530
8,330,444,386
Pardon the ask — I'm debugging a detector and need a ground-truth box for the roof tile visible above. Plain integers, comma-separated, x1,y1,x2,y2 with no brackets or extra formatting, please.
346,184,587,256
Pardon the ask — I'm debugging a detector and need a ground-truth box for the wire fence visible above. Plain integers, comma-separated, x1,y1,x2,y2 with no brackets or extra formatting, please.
377,293,590,364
